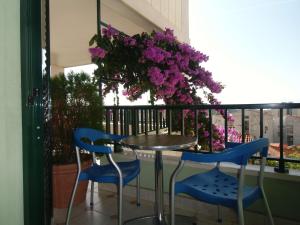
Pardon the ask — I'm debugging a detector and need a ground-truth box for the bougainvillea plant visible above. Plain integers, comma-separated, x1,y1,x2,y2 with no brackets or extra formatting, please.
89,26,239,150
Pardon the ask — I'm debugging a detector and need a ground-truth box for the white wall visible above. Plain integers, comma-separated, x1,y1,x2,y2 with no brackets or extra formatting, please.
0,1,24,225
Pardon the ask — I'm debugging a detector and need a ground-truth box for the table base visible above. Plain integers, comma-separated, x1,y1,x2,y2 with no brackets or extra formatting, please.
124,214,197,225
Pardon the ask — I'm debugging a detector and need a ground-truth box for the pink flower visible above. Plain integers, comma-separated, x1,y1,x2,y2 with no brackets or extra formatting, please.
89,47,106,59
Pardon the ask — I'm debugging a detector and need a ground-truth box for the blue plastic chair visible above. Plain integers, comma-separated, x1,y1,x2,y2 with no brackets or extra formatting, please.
65,128,141,225
170,138,274,225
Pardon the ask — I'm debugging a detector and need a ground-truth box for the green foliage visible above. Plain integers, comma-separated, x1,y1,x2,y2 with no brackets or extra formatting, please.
51,72,103,164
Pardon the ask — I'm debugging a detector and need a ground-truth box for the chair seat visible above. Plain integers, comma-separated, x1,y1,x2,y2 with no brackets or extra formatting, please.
175,167,261,209
79,159,140,185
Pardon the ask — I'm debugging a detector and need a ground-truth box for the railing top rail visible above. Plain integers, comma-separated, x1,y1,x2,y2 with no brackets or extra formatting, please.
104,103,300,110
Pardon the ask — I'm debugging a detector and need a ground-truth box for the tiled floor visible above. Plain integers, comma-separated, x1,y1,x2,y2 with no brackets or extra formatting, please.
54,184,157,225
54,183,300,225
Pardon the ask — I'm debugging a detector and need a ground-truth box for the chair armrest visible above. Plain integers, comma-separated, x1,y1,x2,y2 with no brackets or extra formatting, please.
74,138,112,154
110,134,127,142
182,138,269,165
181,150,237,163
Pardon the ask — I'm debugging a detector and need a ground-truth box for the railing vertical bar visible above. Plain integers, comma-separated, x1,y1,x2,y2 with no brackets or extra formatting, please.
167,109,172,135
105,109,110,133
125,109,130,135
149,109,152,131
209,109,212,152
137,109,140,134
145,109,148,135
224,109,228,143
113,108,118,134
193,109,198,136
153,109,156,131
241,109,245,143
259,108,263,138
156,109,159,134
120,109,124,135
155,109,160,134
141,109,144,133
194,109,198,151
181,109,185,136
132,109,137,136
159,111,163,128
163,111,166,128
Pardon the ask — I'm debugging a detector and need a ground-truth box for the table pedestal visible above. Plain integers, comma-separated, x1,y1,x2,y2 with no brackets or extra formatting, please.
124,151,196,225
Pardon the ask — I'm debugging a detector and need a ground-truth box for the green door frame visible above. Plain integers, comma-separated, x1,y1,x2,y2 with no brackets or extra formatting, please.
20,0,45,224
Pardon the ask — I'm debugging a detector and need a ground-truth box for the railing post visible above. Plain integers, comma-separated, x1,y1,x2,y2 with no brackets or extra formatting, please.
275,108,288,173
259,108,263,138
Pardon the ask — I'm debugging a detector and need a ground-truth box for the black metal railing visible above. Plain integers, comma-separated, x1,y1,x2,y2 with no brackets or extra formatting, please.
104,103,300,173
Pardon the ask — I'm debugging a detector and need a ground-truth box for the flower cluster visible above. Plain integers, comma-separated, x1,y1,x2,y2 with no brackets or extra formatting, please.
89,26,234,149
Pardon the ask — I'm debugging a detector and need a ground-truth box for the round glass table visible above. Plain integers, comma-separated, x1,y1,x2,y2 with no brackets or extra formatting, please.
121,135,198,225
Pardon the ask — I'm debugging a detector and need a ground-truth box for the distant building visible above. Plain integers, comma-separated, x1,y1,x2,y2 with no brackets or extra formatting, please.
213,108,300,146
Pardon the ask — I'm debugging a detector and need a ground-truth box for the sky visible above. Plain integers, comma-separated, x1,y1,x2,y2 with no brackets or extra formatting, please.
189,0,300,104
66,0,300,105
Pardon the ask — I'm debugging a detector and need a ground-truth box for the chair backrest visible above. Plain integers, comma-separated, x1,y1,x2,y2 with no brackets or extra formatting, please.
182,138,269,166
73,128,125,154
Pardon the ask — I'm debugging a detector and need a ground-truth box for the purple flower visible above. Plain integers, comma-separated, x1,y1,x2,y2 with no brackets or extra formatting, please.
89,47,106,59
153,28,176,43
143,47,166,63
123,36,136,46
148,67,165,86
102,25,119,38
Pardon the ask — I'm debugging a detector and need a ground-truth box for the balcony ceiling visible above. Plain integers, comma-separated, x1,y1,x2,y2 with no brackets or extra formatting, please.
50,0,160,68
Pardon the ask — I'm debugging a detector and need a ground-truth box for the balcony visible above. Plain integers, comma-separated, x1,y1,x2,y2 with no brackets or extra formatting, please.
53,103,300,225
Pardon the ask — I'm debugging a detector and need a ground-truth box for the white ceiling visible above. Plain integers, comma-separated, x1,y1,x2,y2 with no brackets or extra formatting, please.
50,0,160,68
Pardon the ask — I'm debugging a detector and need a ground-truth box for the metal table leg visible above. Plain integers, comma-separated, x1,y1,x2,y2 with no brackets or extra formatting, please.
154,151,166,224
124,151,166,225
124,151,195,225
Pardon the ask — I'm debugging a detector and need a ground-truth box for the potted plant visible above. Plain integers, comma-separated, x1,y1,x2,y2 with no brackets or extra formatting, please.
51,71,103,208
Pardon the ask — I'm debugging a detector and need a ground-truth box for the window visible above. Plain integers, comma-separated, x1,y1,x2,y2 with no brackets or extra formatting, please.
287,135,294,146
287,108,293,116
245,116,250,134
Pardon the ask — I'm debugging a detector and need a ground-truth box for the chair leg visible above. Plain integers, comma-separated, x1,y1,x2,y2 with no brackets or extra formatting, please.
237,200,245,225
170,189,175,225
90,181,94,208
65,178,80,225
217,205,222,223
261,188,275,225
169,160,184,225
136,175,141,207
117,184,123,225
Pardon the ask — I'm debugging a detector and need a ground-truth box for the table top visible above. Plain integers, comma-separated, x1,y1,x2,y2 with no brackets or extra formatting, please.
121,135,197,151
